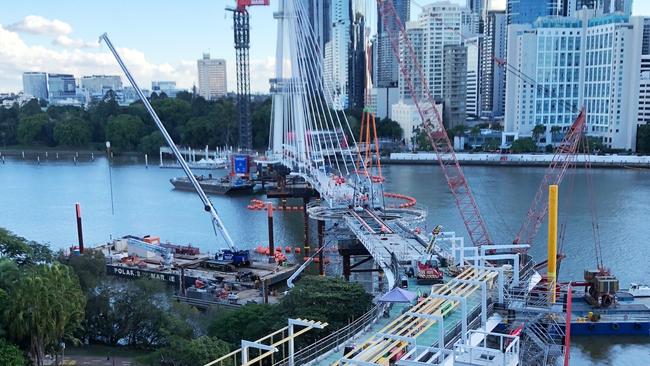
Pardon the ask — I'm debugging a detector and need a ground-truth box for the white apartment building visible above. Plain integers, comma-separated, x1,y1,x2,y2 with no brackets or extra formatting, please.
466,36,481,117
638,55,650,126
392,100,443,149
197,53,227,100
505,10,644,150
399,1,463,102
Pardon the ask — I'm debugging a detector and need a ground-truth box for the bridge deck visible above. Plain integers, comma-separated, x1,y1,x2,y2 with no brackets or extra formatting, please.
332,268,498,365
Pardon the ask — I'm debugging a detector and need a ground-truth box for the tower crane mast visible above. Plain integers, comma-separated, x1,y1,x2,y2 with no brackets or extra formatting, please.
227,0,270,151
376,0,492,247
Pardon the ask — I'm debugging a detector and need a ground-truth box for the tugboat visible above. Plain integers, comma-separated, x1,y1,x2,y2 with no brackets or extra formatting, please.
170,154,255,195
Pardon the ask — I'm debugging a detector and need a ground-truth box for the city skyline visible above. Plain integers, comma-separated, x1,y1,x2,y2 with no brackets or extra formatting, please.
3,0,648,95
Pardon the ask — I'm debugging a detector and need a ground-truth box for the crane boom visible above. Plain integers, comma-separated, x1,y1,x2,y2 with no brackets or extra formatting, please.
376,0,492,247
99,33,237,252
513,109,586,247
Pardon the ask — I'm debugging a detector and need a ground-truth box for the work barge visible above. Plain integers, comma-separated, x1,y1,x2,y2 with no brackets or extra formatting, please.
94,236,297,307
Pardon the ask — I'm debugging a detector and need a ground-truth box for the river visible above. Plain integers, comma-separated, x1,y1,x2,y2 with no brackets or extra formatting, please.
1,157,649,365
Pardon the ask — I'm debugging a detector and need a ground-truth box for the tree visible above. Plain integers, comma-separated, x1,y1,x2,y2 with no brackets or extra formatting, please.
153,336,231,366
550,125,562,142
637,124,650,154
208,304,284,345
64,249,106,292
0,228,53,265
532,124,546,142
19,99,42,117
510,137,537,153
176,90,193,104
53,117,92,146
16,113,48,145
1,263,85,366
0,338,27,366
279,277,372,331
88,95,119,142
251,98,272,148
470,125,481,148
106,114,145,152
413,127,432,151
376,118,403,140
447,124,467,140
140,131,166,157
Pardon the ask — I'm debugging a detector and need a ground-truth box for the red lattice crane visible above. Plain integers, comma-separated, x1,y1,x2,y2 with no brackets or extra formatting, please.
376,0,492,247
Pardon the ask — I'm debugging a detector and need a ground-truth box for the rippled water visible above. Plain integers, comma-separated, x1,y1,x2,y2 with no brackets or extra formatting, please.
1,158,649,364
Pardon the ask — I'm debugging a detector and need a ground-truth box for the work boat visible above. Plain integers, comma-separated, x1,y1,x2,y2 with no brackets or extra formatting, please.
628,283,650,297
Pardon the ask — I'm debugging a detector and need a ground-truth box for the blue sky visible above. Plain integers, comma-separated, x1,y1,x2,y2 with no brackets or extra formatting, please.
1,0,649,94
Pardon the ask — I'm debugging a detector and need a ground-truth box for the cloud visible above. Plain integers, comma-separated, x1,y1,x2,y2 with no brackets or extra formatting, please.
0,23,197,93
6,15,72,36
53,35,99,49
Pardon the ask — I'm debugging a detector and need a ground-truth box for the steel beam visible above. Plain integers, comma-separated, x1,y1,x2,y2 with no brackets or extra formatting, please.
428,294,468,344
405,312,445,348
451,278,488,327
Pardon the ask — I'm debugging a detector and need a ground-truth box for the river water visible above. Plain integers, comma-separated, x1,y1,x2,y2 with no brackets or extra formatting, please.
1,157,649,364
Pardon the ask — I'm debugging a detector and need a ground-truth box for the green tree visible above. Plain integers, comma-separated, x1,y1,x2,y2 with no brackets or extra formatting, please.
414,127,432,151
16,113,48,145
182,116,214,147
19,99,42,117
637,124,650,154
1,263,85,366
0,228,53,265
64,250,106,292
0,338,27,366
550,125,562,142
0,104,20,146
88,95,120,142
279,276,372,330
532,124,546,142
154,336,231,366
53,117,92,146
510,137,537,153
106,114,145,152
470,125,481,148
376,118,403,140
151,98,191,140
251,98,272,149
208,304,284,345
140,131,166,157
176,90,193,104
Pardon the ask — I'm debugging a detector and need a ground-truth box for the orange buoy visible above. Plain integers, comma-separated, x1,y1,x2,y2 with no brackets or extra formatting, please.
275,247,282,252
285,246,291,253
295,247,301,254
264,248,270,255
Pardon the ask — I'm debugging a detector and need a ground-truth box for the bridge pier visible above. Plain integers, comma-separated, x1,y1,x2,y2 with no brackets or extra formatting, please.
303,196,310,256
318,219,324,276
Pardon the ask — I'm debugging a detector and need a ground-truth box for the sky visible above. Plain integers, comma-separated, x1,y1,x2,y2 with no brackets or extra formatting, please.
0,0,649,94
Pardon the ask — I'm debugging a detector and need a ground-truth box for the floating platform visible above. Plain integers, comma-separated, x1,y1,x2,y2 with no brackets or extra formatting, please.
95,238,297,307
567,295,650,336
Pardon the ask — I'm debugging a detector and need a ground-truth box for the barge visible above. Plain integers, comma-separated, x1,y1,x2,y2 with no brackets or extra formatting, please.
170,175,254,195
95,236,297,307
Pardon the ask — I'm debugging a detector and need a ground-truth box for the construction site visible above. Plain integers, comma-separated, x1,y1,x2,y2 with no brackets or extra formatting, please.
81,0,650,365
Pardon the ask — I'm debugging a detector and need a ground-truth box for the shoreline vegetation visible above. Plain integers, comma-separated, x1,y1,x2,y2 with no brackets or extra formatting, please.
0,227,373,366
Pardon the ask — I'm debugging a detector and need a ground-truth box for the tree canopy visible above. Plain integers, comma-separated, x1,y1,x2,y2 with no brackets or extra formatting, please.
510,137,537,153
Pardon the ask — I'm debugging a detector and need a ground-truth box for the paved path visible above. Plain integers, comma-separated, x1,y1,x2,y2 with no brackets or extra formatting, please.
60,356,136,365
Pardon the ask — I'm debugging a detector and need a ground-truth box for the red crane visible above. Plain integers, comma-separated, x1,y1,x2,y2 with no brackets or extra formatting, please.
376,0,492,247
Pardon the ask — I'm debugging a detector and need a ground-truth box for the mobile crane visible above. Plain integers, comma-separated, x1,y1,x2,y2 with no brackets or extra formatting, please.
99,33,250,266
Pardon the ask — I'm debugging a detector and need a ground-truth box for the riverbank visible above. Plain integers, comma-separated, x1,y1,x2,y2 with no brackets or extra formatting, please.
386,152,650,169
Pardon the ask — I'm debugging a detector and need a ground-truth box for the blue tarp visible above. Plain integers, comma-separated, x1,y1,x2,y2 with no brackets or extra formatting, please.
379,287,417,303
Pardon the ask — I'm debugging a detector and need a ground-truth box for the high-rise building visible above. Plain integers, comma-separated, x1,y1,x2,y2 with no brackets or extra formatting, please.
466,36,481,118
575,0,633,16
329,0,351,109
480,10,506,118
197,53,227,100
22,72,48,101
348,12,366,109
375,0,410,88
637,18,650,126
80,75,122,96
399,1,463,102
47,74,76,101
443,44,468,128
506,0,568,25
505,11,644,150
306,0,331,57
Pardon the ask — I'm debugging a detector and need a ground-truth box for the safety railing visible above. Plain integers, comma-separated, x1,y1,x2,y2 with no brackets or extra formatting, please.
271,304,386,366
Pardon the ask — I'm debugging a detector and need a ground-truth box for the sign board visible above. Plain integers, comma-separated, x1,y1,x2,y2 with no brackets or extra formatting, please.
233,155,249,175
107,264,179,284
